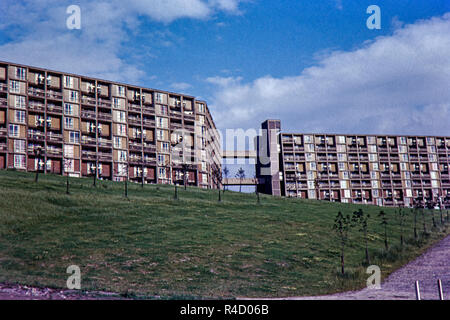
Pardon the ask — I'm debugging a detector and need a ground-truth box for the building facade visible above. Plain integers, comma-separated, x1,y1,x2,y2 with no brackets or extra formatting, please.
256,120,450,207
0,61,221,188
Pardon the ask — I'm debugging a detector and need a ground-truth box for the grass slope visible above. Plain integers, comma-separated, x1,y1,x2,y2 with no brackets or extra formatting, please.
0,170,448,299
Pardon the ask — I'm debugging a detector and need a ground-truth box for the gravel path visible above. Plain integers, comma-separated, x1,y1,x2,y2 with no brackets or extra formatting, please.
262,234,450,300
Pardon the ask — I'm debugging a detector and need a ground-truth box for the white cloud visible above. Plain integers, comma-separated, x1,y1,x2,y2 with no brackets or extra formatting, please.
0,0,247,84
170,82,193,91
207,13,450,136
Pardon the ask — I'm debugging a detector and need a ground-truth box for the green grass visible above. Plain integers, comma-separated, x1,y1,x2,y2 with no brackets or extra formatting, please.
0,169,449,299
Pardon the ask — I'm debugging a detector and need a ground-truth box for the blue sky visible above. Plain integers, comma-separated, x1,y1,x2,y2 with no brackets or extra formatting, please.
1,0,450,182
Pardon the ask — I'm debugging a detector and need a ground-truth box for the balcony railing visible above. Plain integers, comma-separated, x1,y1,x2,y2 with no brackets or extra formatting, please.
81,97,96,106
98,152,112,161
46,90,62,100
98,139,112,148
28,102,45,112
81,110,96,119
142,119,155,127
28,88,46,98
81,136,96,145
46,148,63,156
27,131,46,141
98,112,112,121
47,105,62,113
0,83,8,92
0,142,7,151
0,98,7,107
47,133,63,142
143,106,155,114
98,99,112,108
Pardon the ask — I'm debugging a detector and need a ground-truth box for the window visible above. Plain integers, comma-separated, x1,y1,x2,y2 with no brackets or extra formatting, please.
69,131,80,143
158,167,166,177
64,159,74,172
14,140,26,153
64,103,74,115
9,124,19,137
401,154,409,162
338,163,345,171
15,110,25,124
155,93,163,103
64,76,74,88
198,103,205,113
369,154,378,162
69,90,78,102
64,117,74,129
371,172,377,179
157,129,164,140
10,80,20,93
118,86,125,97
118,163,127,175
114,136,122,149
118,150,127,162
14,95,26,109
338,153,346,161
117,124,127,136
15,67,26,80
64,145,74,158
372,163,379,170
157,117,167,128
115,111,126,123
162,142,170,152
158,154,166,165
14,154,26,169
340,180,348,189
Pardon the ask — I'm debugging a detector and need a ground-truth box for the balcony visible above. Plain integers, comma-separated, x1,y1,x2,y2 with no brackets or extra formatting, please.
129,143,143,152
143,106,155,115
28,131,46,141
143,119,155,127
47,104,62,114
46,148,63,156
47,133,63,143
0,98,7,107
98,139,112,148
128,117,142,126
170,110,182,120
128,104,142,113
98,99,112,108
184,113,195,121
81,110,96,119
81,97,96,106
28,102,45,112
143,157,156,165
82,136,96,147
98,112,112,121
98,152,112,161
82,150,97,160
143,144,156,152
46,90,62,100
0,83,8,92
0,142,7,151
0,127,7,137
28,87,46,98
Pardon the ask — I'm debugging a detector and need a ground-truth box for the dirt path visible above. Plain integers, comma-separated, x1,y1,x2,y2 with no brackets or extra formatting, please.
252,234,450,300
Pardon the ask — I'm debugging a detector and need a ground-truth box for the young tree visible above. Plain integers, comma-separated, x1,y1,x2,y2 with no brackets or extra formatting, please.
212,166,223,202
254,174,260,204
181,163,190,190
427,200,437,229
397,205,407,248
379,210,389,250
333,211,352,275
235,167,246,193
223,166,230,191
352,209,370,265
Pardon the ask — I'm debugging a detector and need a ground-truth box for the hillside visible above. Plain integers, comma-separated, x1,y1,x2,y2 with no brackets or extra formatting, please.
0,170,448,299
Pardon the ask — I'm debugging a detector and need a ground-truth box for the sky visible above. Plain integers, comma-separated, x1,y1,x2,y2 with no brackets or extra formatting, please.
1,0,450,182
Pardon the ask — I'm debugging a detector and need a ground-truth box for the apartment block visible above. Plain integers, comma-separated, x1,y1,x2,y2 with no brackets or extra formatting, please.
256,120,450,208
0,61,221,188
